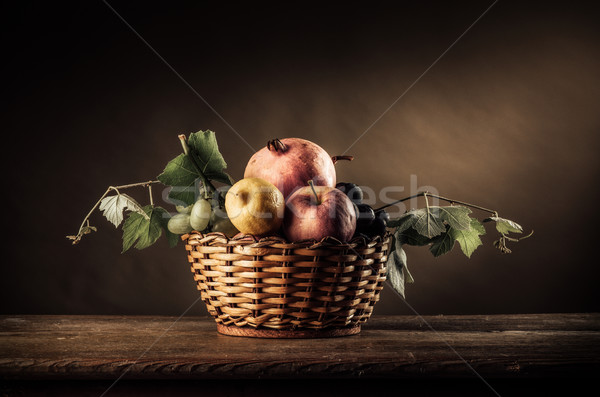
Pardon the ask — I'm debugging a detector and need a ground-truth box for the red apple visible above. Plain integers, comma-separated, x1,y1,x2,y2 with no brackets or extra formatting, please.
244,138,336,199
283,182,357,242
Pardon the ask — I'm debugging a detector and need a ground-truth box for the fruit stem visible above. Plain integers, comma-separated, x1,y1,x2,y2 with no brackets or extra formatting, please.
331,155,354,164
178,134,190,155
178,134,217,199
308,180,321,205
374,191,499,217
148,183,154,206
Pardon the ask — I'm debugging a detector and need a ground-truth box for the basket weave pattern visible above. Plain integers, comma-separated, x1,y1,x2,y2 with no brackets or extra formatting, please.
183,232,390,331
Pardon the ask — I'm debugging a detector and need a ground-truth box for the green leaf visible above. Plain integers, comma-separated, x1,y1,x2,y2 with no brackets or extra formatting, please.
387,250,406,298
99,193,148,227
187,130,233,185
386,234,413,299
122,205,171,253
449,218,486,258
215,172,236,186
429,227,455,257
165,231,180,248
470,217,487,235
389,208,445,238
413,208,446,238
157,154,201,206
431,206,472,231
157,131,233,205
157,208,180,248
398,227,434,246
484,216,523,235
387,210,417,231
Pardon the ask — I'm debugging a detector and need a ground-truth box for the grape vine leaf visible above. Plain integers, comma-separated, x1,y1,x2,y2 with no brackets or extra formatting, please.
187,130,234,185
393,209,486,258
449,218,486,258
387,210,416,230
389,208,445,238
483,216,523,235
428,207,476,257
431,206,472,231
386,233,414,298
157,154,200,206
412,208,446,238
122,206,177,253
429,226,455,257
398,227,434,246
389,205,491,258
99,193,148,228
158,130,233,206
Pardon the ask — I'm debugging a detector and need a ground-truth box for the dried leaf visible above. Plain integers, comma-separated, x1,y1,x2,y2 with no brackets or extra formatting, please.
99,193,148,228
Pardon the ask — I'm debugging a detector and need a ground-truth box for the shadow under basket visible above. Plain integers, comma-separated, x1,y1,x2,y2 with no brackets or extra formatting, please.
182,231,390,338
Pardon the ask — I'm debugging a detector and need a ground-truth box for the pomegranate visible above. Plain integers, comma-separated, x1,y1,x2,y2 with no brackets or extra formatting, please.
244,138,337,199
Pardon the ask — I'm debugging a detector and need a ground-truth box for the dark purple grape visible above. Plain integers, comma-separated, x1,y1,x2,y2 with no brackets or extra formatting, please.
367,217,387,237
336,182,363,204
355,204,375,232
376,210,390,226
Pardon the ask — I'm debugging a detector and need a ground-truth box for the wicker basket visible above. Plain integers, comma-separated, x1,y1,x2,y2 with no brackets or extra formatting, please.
182,231,390,338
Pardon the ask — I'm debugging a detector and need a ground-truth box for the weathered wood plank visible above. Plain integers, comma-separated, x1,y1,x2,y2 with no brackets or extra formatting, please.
1,314,598,380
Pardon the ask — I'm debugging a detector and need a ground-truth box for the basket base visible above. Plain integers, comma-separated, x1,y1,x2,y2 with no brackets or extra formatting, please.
216,323,361,338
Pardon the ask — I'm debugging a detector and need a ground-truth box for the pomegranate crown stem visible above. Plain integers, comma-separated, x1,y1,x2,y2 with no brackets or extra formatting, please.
331,155,354,164
267,138,287,152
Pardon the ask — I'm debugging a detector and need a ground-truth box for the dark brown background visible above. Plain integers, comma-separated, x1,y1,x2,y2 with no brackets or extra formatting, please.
3,1,599,316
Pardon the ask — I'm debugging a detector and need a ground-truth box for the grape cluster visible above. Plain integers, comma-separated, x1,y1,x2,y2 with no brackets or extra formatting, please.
335,182,389,238
167,190,238,237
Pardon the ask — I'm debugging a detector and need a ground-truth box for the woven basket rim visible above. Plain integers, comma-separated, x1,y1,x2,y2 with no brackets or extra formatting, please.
181,230,392,249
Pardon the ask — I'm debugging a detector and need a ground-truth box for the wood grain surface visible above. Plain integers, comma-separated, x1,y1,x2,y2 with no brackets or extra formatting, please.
1,314,598,380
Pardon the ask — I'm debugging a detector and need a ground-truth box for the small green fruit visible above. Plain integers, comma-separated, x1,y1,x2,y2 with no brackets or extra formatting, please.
190,199,211,231
167,213,193,234
175,204,193,214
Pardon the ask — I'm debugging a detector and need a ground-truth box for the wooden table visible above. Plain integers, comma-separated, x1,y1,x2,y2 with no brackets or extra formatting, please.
1,314,599,396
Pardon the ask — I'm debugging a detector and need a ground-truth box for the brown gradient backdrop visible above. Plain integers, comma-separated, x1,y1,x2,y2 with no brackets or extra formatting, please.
3,1,599,315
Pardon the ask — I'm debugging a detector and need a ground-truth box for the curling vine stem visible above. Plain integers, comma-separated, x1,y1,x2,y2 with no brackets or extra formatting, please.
374,191,499,217
72,180,161,243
